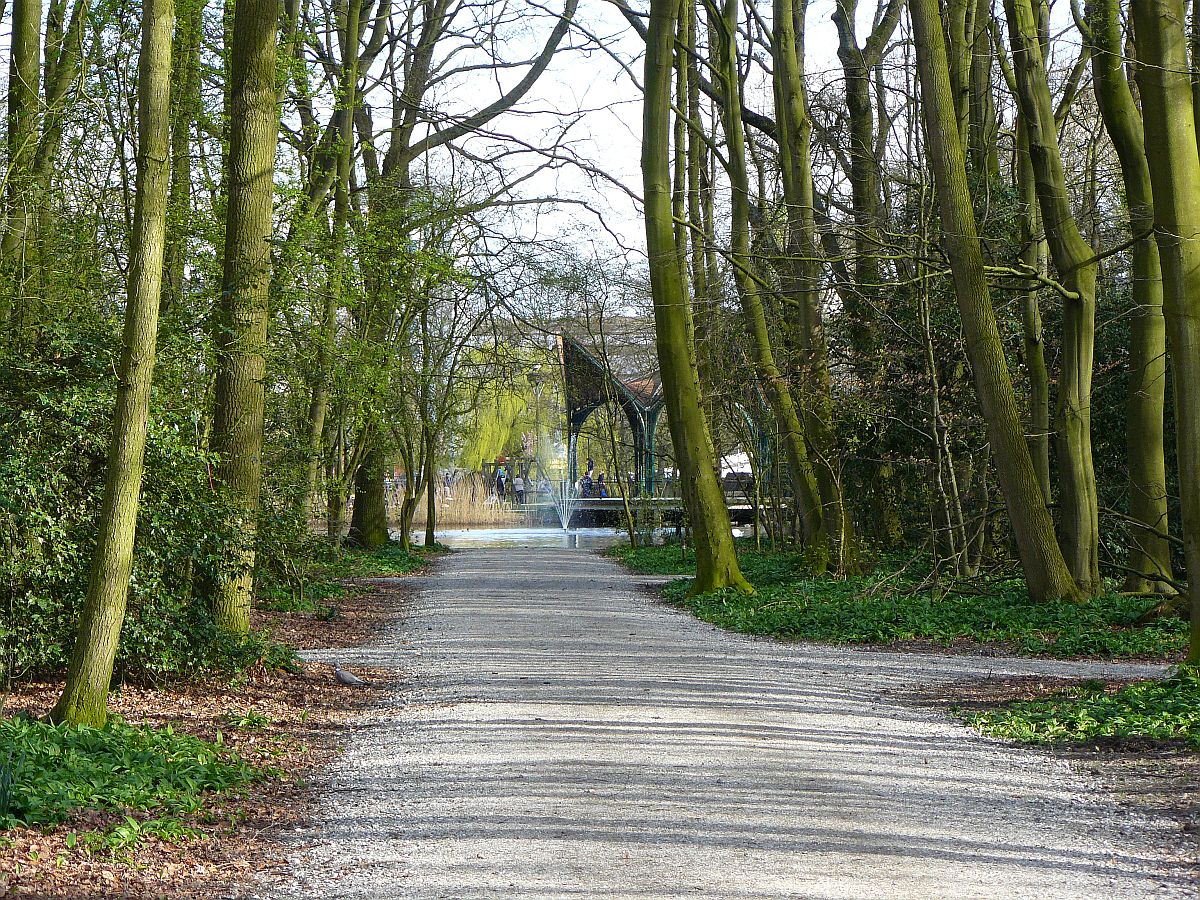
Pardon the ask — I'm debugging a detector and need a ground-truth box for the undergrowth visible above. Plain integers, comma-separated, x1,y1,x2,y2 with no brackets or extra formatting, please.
967,670,1200,749
607,542,1186,660
0,716,259,831
256,541,440,614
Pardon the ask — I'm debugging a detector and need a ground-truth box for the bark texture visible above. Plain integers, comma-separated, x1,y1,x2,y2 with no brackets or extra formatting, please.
1085,0,1173,593
1131,0,1200,661
909,0,1082,603
1005,0,1102,595
708,0,828,567
209,0,280,635
643,0,751,596
1,0,44,329
51,0,175,727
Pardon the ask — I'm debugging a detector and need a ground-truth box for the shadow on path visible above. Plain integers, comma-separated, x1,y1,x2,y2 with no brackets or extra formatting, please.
270,548,1192,900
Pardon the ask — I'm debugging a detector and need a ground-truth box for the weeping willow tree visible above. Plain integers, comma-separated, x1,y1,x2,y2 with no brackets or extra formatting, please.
456,384,533,471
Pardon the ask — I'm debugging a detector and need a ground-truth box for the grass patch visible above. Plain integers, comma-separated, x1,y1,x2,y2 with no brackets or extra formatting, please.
607,542,1186,659
966,670,1200,749
0,716,259,830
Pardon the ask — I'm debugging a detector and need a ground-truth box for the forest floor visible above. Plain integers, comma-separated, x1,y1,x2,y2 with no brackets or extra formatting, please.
0,572,419,899
255,546,1197,898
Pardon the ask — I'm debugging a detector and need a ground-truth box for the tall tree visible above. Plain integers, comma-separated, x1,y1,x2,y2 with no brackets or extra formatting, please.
706,0,828,567
831,0,902,364
1083,0,1173,593
643,0,751,595
1131,0,1200,661
1005,0,1102,594
772,0,859,573
304,0,362,518
208,0,281,634
908,0,1083,603
50,0,176,727
1,0,44,330
343,0,578,548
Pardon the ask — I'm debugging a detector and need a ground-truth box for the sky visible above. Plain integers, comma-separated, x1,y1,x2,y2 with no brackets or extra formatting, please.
429,0,876,261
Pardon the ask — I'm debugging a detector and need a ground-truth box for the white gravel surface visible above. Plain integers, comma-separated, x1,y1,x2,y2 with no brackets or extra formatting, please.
263,547,1196,899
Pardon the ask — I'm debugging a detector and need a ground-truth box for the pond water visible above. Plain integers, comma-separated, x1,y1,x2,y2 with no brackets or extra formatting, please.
394,527,634,550
393,525,749,549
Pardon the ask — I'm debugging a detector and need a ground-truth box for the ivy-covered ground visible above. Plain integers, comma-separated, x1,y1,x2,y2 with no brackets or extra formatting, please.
0,542,439,898
608,542,1187,660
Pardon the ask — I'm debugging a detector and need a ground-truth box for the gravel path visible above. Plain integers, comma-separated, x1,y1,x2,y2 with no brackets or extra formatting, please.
267,547,1195,899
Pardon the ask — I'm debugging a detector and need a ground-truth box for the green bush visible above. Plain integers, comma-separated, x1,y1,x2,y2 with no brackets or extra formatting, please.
967,670,1200,748
0,332,310,680
0,716,259,829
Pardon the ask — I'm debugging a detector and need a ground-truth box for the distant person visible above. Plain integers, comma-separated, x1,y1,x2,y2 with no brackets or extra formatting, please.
597,473,608,498
495,470,506,500
513,474,526,505
586,455,595,476
580,472,593,497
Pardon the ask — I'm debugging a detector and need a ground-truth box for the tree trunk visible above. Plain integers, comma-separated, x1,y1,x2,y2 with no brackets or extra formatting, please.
304,0,361,516
423,428,437,548
1014,118,1052,502
772,0,860,574
967,0,999,176
707,0,828,568
831,0,899,365
909,0,1083,603
1131,0,1200,662
348,446,389,550
643,0,751,595
50,0,175,727
1,0,43,330
1085,0,1174,593
161,0,206,318
208,0,280,635
1005,0,1102,595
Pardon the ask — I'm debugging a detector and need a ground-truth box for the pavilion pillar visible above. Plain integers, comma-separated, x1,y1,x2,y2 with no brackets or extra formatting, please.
568,418,579,489
643,407,661,495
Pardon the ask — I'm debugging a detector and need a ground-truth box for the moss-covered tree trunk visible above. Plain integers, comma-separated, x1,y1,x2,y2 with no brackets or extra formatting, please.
1014,118,1052,501
909,0,1083,603
423,427,438,548
161,0,206,318
50,0,175,727
831,0,900,365
1131,0,1200,662
643,0,751,596
706,0,827,567
1005,0,1102,595
208,0,280,635
348,446,389,549
0,0,43,330
1085,0,1173,593
772,0,860,574
304,0,361,517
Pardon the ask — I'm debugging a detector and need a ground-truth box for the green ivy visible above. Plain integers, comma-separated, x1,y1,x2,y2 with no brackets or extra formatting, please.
0,716,260,829
967,670,1200,748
